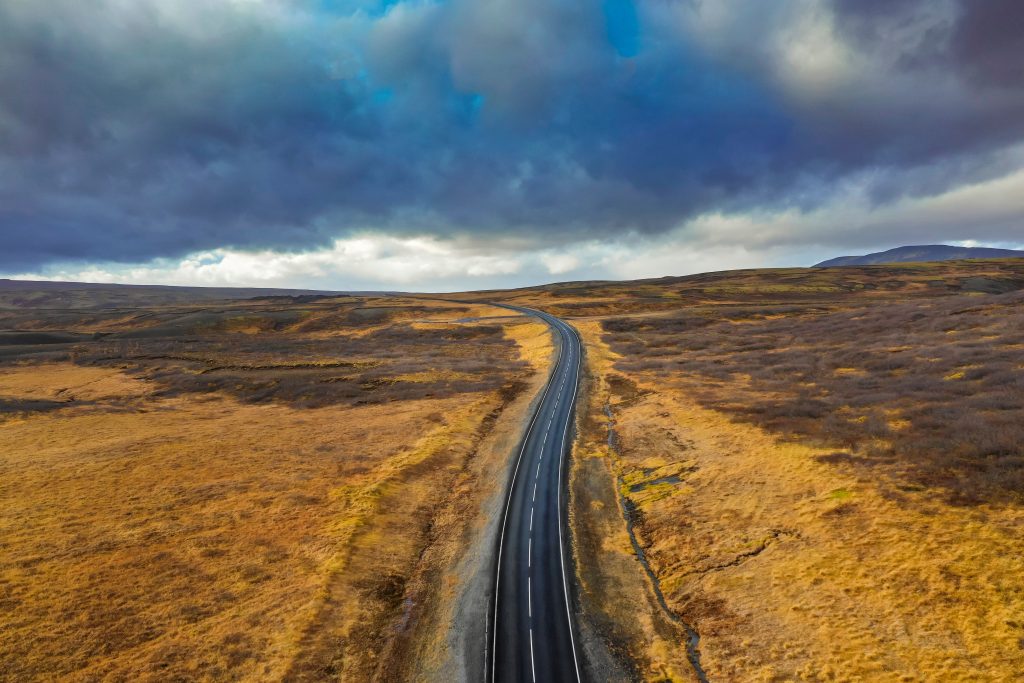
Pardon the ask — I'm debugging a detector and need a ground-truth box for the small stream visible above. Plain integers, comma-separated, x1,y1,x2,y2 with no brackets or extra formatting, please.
605,404,709,683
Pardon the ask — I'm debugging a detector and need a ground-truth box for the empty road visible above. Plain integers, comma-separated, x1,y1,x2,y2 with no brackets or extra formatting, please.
489,307,583,683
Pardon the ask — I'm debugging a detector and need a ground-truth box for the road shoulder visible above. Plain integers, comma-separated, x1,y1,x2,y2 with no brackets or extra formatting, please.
394,314,557,682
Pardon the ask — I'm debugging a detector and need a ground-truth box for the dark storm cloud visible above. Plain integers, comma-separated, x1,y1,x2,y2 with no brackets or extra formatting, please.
1,0,1023,270
950,2,1024,86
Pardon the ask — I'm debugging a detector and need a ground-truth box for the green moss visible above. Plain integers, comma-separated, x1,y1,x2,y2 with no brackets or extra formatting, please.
829,487,854,501
635,482,677,505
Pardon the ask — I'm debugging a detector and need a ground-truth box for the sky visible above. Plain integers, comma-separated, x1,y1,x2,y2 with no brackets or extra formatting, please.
1,0,1023,291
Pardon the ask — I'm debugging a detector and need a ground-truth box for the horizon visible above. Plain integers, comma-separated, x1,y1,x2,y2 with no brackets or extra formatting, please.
2,1,1023,289
4,242,1024,293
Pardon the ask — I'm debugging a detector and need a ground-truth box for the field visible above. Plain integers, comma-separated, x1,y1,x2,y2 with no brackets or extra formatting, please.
0,293,552,681
5,260,1024,682
485,259,1024,681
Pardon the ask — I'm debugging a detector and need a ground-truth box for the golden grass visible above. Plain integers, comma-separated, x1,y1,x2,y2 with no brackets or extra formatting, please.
0,364,152,404
503,317,555,372
284,393,503,681
568,321,696,682
574,319,1024,680
0,363,487,680
605,384,1024,680
389,369,478,383
0,300,547,681
560,262,1024,680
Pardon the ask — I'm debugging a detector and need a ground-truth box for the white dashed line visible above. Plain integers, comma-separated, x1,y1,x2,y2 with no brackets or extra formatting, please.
488,308,583,683
489,308,559,683
556,324,584,682
529,628,536,683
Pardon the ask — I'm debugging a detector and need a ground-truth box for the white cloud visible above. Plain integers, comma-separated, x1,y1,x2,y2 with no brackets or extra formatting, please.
540,252,581,275
9,235,525,290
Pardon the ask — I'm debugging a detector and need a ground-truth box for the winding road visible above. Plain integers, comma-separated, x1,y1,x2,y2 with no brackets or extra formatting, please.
488,307,584,683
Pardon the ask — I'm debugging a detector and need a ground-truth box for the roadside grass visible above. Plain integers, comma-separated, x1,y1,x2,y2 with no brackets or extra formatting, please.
502,316,557,372
566,319,697,682
577,350,1024,680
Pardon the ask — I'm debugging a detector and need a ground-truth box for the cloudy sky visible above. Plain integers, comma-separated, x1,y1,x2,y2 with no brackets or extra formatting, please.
2,0,1022,290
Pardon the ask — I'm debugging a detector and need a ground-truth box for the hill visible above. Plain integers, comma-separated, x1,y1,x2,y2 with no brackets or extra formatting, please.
0,279,345,309
451,257,1024,316
814,244,1024,267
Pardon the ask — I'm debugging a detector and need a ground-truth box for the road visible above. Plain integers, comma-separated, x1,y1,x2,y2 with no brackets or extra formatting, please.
488,307,583,683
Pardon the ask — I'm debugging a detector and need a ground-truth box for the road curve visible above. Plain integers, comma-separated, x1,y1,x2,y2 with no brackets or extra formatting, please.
488,307,583,683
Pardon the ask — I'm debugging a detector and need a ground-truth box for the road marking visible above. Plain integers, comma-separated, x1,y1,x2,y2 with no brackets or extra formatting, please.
556,325,584,682
529,628,537,683
487,306,582,683
528,537,532,567
489,309,561,683
536,460,541,479
528,575,532,616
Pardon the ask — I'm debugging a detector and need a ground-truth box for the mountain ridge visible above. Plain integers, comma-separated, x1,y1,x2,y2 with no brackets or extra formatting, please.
815,244,1024,267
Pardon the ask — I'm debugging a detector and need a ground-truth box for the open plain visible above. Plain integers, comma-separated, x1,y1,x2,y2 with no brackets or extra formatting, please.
0,293,552,681
3,259,1024,681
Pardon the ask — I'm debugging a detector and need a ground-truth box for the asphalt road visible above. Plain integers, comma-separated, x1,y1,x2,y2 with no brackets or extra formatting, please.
488,307,583,683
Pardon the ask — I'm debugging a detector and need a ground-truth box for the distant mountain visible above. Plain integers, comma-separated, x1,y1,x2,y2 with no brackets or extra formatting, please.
815,245,1024,268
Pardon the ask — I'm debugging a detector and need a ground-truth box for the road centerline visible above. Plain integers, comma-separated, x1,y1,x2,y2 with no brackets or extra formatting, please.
489,306,583,683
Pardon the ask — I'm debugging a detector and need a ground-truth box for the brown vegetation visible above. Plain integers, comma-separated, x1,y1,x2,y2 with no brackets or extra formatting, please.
459,257,1024,318
540,259,1024,681
602,290,1024,505
7,259,1024,681
0,295,548,681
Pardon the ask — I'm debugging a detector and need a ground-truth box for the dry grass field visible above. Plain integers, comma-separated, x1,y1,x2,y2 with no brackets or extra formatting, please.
509,259,1024,681
6,260,1024,682
0,294,550,681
